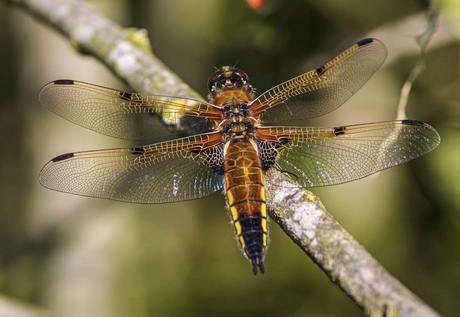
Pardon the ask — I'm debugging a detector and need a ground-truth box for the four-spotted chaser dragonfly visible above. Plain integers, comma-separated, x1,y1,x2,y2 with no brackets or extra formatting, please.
38,38,440,275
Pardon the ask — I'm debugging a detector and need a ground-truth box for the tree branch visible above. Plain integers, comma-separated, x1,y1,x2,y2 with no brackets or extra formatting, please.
10,0,202,98
265,170,441,317
10,0,441,316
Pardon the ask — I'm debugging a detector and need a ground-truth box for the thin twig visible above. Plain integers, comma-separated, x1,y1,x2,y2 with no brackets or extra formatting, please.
396,3,439,120
10,0,441,316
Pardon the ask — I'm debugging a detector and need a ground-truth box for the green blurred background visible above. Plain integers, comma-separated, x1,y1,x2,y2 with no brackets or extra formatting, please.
0,0,459,316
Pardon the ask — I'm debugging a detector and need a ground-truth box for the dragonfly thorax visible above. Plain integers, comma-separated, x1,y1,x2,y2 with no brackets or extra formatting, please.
219,103,257,140
222,102,251,119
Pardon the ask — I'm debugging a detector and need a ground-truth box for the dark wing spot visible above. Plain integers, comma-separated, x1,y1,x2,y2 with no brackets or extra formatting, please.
52,152,74,162
257,141,280,170
315,66,326,76
278,137,292,145
53,79,74,85
120,91,132,101
333,126,346,136
401,119,424,126
191,144,225,175
130,146,145,155
357,38,374,47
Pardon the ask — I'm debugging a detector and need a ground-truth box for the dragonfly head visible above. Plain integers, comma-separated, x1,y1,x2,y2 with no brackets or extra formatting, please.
207,66,253,100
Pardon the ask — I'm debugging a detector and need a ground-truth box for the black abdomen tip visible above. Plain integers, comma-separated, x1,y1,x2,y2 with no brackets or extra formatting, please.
251,257,265,275
237,214,267,275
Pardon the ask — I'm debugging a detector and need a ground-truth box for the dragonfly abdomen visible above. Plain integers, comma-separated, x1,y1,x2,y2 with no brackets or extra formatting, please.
224,139,268,275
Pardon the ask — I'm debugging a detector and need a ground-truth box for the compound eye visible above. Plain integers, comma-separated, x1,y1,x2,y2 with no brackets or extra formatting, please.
234,69,249,83
207,71,223,92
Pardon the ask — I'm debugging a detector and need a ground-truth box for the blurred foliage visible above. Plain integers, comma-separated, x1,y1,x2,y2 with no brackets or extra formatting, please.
0,0,459,316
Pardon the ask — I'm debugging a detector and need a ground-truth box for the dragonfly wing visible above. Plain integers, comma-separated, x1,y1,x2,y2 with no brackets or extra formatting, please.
39,132,225,203
39,80,221,140
250,38,387,123
257,120,440,187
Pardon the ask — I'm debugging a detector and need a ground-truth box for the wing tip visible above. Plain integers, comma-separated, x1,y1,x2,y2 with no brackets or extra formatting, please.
402,119,441,146
39,80,75,104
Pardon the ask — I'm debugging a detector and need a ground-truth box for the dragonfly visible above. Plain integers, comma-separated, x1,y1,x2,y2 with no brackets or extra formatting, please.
38,38,440,275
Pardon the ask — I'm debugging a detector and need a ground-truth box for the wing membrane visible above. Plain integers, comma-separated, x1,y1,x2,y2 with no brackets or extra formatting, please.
39,80,221,140
39,132,224,203
250,38,387,123
257,120,440,187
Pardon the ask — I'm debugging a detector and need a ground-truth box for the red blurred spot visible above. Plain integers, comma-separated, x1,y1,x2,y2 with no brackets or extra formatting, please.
247,0,264,10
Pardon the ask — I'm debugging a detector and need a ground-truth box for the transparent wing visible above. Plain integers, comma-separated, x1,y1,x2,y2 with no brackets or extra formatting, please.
39,132,224,203
256,120,440,187
250,38,387,123
39,80,221,140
